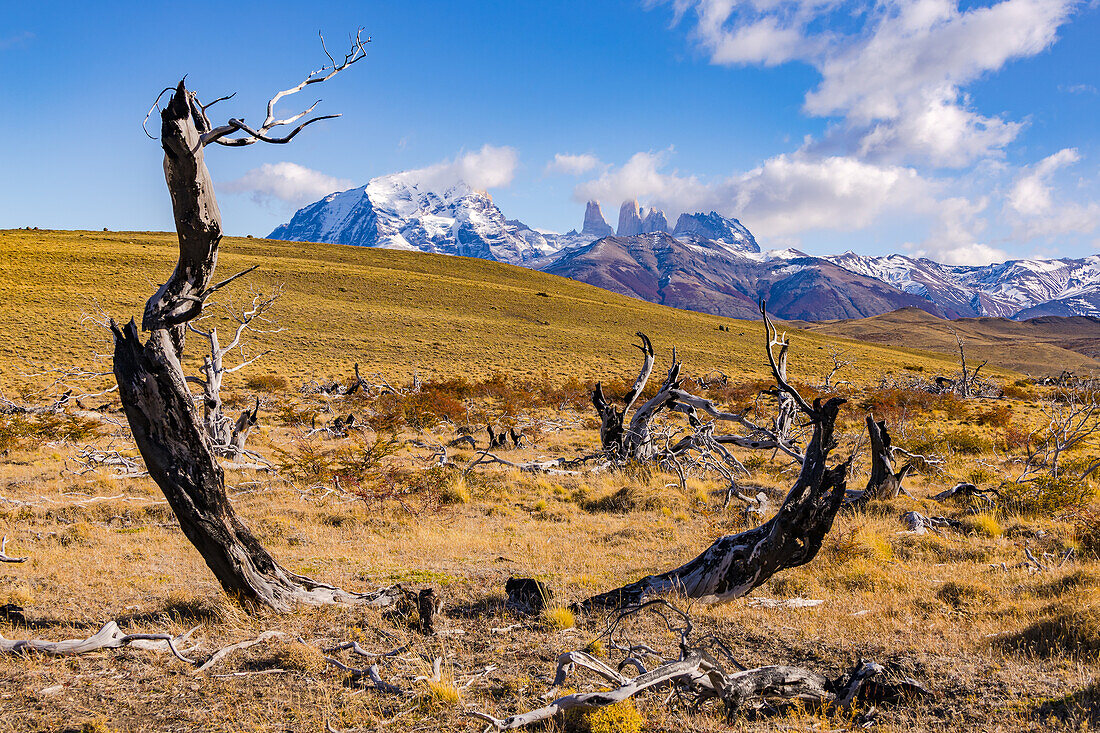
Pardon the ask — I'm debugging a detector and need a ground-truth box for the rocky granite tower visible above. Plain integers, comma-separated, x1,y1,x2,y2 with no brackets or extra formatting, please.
617,199,644,236
581,200,614,238
641,207,669,233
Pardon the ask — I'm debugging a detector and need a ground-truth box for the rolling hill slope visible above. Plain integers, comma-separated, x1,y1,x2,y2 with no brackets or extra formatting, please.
789,307,1100,376
1,229,1015,391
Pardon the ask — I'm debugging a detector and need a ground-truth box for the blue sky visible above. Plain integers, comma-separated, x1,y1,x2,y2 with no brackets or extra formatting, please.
1,0,1098,263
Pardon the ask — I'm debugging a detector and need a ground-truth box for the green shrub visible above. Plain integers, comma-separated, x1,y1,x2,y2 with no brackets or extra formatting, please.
942,428,992,455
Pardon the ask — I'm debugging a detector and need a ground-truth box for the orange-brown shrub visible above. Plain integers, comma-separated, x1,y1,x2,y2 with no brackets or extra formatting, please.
245,373,289,392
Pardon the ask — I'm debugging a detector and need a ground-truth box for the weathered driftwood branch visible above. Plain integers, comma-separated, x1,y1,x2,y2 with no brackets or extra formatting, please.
0,621,196,662
580,303,849,609
0,536,27,563
198,30,369,147
195,630,286,673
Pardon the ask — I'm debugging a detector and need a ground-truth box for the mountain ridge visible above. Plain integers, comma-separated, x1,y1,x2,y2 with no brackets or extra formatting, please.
269,173,1100,322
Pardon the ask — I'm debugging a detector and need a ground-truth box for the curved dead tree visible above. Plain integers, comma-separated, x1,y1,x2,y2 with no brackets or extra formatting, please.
592,333,668,462
580,303,850,610
111,33,405,612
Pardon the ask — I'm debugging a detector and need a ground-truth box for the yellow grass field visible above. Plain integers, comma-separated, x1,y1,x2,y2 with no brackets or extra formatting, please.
1,229,1098,733
0,229,994,392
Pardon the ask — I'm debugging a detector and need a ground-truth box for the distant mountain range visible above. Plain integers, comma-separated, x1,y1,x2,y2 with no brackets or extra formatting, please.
269,172,1100,322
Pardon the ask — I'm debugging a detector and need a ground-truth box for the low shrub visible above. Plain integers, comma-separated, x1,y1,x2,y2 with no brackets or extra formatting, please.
1002,476,1095,517
0,411,102,451
245,373,288,392
941,428,992,455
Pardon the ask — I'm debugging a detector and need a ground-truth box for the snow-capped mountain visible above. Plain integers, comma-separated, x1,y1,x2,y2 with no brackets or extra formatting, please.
672,212,759,253
269,173,559,264
542,232,938,320
825,252,1100,319
269,172,1100,321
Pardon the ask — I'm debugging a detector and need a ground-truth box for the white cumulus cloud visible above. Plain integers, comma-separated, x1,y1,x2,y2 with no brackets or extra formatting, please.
545,153,603,176
405,144,519,192
221,162,353,206
1007,148,1100,239
574,149,934,240
663,0,1076,168
910,196,1007,265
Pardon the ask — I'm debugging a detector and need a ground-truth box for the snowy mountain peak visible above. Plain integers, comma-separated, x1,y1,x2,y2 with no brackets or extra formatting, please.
672,211,760,253
270,172,556,263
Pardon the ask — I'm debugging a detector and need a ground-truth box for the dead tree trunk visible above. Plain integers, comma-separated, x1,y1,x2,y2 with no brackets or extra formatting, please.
592,334,801,466
863,414,911,501
111,36,395,612
580,304,849,609
186,288,278,460
592,333,675,462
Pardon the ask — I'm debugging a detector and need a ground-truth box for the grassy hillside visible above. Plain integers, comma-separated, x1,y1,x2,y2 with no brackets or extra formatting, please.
792,307,1100,377
3,229,1099,732
0,229,983,391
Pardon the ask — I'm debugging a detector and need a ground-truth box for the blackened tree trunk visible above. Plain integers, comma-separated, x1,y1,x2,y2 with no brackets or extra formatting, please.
580,303,850,609
111,36,388,611
861,414,911,502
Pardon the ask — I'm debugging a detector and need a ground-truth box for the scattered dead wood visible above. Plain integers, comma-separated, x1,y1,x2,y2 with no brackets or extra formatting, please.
901,511,962,534
0,536,27,563
580,303,850,610
471,600,928,730
462,450,607,477
932,482,1000,505
195,630,286,673
448,434,477,450
66,445,147,478
487,424,509,450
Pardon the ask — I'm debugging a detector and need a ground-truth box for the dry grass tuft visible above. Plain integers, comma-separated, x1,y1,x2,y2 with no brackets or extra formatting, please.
961,513,1004,538
565,700,644,733
256,640,328,674
542,606,576,631
937,580,997,609
424,679,462,707
999,599,1100,660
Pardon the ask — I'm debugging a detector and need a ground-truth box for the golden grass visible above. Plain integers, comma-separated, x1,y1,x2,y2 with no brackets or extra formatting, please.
2,230,1099,732
0,229,990,392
